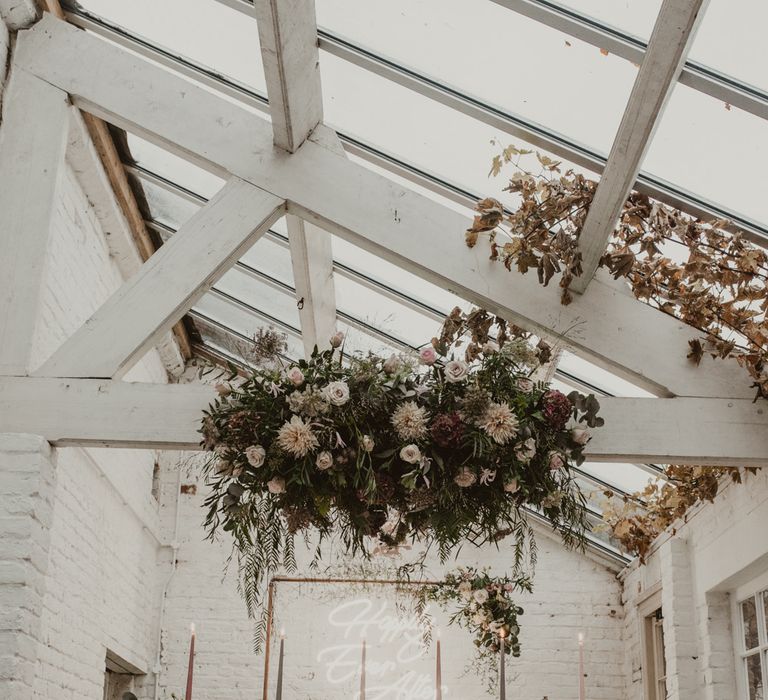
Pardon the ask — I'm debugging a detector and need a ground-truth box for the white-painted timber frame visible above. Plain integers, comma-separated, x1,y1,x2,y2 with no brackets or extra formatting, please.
572,0,708,293
0,11,766,467
254,0,339,355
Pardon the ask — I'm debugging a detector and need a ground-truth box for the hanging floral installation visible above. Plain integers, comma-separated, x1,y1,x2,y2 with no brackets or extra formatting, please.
199,322,602,647
466,143,768,400
416,567,532,659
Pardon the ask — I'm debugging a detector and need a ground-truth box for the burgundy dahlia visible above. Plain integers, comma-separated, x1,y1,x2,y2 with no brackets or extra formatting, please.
430,411,465,449
541,390,573,430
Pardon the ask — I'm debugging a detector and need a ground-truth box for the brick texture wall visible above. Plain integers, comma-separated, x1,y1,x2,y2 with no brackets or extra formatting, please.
622,468,768,700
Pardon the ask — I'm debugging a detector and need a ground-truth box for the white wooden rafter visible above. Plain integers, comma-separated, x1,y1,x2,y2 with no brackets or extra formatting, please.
0,69,69,376
12,15,755,401
33,178,285,379
0,377,765,466
571,0,708,294
253,0,339,356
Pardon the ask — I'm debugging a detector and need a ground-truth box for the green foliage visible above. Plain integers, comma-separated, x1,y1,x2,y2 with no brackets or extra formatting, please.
199,329,601,645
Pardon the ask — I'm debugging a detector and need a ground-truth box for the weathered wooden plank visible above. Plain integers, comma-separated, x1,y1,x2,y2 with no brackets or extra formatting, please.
572,0,708,293
0,70,69,375
14,16,756,400
1,377,765,465
254,0,323,152
33,179,285,379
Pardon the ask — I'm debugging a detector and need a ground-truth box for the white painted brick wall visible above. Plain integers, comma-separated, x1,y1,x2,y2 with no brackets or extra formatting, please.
622,468,768,700
155,453,626,700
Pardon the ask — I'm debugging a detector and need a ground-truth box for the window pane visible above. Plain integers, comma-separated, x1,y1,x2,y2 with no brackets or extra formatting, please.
317,0,635,154
743,597,760,651
688,0,768,92
746,652,765,700
73,0,267,92
553,0,663,40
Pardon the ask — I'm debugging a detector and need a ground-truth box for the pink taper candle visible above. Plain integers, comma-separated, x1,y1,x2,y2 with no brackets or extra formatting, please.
360,638,366,700
275,629,285,700
579,633,586,700
185,623,195,700
499,629,506,700
435,629,443,700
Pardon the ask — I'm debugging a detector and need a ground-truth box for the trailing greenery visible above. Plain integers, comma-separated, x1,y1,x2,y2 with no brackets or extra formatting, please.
199,324,601,649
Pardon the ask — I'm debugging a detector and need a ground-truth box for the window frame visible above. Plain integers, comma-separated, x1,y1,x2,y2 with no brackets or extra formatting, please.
639,587,667,700
734,572,768,700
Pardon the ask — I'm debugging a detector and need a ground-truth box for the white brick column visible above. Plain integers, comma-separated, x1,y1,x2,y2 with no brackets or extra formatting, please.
660,536,702,700
0,434,56,700
699,591,737,700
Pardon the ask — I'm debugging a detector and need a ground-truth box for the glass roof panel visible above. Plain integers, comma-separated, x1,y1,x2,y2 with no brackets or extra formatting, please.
71,0,267,92
335,275,443,349
688,0,768,93
130,178,200,231
315,0,635,154
124,132,225,197
319,52,600,213
644,83,768,225
214,267,301,330
549,0,662,39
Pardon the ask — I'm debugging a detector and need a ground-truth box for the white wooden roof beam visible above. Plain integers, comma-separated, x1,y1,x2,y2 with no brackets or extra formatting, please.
254,0,338,355
1,377,766,466
0,70,69,375
14,15,754,400
32,178,285,379
571,0,708,294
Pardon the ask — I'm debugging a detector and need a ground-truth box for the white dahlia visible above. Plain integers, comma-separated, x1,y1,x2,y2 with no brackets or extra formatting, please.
391,401,429,441
478,402,520,445
276,415,319,457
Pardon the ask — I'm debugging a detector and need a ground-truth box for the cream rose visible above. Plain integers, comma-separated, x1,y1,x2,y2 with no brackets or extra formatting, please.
324,381,350,406
361,435,375,453
316,451,334,471
245,445,266,468
285,366,305,386
267,476,286,494
418,346,438,365
399,444,422,464
454,467,477,488
458,581,473,599
383,355,401,374
515,437,537,463
571,424,591,445
443,360,469,383
473,589,489,604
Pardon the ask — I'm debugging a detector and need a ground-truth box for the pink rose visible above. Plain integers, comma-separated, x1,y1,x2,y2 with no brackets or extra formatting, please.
454,467,477,488
267,476,286,494
330,331,345,348
516,378,534,393
504,479,520,493
285,367,304,386
548,452,565,471
419,346,438,365
245,445,266,468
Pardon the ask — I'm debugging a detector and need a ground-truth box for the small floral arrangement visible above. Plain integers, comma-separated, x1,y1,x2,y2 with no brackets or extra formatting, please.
419,567,532,659
200,324,601,633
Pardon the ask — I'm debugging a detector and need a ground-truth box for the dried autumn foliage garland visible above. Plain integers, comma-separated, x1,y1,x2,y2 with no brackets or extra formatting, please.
467,144,768,400
598,466,757,562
